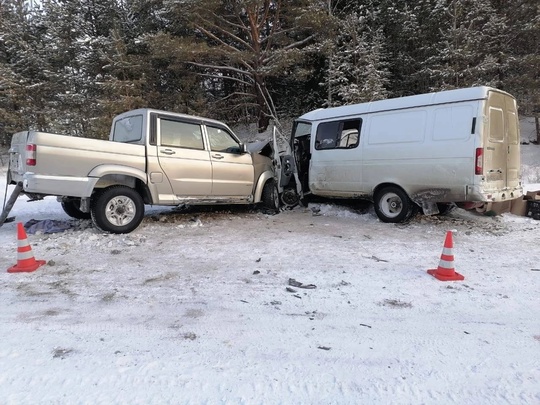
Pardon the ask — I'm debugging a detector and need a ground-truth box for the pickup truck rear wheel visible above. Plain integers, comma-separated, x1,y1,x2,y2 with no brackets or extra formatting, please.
374,186,415,223
61,198,91,220
262,179,280,212
91,186,144,234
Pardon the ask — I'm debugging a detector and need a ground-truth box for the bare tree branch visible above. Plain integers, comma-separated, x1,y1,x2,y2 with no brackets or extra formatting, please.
189,62,255,78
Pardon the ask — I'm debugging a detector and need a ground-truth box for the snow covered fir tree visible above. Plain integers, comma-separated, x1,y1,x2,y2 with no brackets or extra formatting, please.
0,0,539,144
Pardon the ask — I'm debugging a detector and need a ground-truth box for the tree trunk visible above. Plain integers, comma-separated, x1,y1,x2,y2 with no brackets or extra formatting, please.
254,74,271,132
534,115,540,145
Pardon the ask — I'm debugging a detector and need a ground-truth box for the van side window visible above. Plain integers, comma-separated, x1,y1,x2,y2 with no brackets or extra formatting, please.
160,119,204,150
315,119,361,150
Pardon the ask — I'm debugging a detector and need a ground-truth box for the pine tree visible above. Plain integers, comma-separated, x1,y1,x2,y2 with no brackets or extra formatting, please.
423,0,511,91
324,12,389,107
157,0,330,132
497,0,540,119
0,0,55,143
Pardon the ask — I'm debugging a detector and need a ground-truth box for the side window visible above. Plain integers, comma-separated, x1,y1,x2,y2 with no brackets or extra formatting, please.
112,115,143,143
315,119,361,150
206,126,241,153
160,119,204,150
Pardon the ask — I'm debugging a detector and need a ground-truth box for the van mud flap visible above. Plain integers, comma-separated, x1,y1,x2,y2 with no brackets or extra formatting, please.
412,188,452,216
0,182,22,227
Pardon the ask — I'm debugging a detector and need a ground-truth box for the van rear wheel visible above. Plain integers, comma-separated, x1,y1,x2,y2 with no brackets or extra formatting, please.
374,187,415,223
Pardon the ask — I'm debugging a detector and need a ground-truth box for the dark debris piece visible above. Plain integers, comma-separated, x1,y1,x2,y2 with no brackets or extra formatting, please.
288,278,317,289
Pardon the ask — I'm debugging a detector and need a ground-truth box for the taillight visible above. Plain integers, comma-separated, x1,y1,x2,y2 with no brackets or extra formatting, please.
475,147,483,175
26,144,37,166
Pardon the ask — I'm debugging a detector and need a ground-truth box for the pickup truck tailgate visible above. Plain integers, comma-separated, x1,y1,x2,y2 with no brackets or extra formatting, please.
8,131,29,183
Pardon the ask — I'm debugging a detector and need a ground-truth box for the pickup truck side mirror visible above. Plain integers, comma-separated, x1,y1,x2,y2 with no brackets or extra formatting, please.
225,143,248,154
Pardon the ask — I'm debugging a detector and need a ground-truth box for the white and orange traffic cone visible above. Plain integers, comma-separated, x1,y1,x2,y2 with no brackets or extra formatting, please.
7,222,46,273
427,231,464,281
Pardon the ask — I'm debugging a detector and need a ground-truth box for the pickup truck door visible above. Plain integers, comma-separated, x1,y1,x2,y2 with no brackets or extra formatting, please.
156,117,213,196
205,125,254,197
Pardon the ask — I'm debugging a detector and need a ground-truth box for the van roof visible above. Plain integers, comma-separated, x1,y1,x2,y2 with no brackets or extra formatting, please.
298,86,513,122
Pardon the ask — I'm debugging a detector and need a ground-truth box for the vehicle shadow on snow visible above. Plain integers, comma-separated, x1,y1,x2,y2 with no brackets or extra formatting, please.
142,203,278,225
143,197,374,225
141,199,507,235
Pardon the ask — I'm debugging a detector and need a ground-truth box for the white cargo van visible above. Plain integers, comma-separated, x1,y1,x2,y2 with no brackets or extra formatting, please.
280,86,522,222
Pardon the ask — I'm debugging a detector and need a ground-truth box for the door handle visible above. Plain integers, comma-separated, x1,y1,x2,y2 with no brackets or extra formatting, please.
161,149,175,155
212,154,224,160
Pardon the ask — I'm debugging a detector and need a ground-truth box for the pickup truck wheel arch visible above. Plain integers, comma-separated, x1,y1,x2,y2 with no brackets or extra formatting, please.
253,171,275,203
91,186,145,234
261,179,280,212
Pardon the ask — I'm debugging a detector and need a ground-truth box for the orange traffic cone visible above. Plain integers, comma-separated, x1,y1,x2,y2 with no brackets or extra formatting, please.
7,222,46,273
427,231,464,281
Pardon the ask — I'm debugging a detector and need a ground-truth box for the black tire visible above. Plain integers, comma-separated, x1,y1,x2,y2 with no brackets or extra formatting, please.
90,186,144,233
61,198,91,220
436,203,455,216
280,187,300,208
373,186,415,223
262,179,280,212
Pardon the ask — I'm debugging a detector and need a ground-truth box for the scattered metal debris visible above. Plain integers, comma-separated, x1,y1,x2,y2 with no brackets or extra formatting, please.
288,278,316,289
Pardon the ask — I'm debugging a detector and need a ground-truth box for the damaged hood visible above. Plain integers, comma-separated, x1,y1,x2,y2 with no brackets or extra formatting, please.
247,140,273,158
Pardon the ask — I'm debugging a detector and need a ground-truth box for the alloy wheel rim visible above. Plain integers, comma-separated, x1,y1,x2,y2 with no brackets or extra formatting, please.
105,196,136,226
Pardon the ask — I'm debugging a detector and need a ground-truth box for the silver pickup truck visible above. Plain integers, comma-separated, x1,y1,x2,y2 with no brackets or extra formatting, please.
2,109,279,233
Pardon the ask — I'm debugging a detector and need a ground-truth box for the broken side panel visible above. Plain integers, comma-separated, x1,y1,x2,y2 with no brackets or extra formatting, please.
290,121,312,197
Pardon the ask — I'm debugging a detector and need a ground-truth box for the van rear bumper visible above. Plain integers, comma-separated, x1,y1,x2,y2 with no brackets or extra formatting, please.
467,185,523,202
23,173,98,198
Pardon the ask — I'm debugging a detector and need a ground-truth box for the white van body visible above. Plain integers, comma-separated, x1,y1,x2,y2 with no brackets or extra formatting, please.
286,86,522,222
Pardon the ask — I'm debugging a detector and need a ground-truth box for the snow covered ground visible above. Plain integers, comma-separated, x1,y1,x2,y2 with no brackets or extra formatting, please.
1,146,539,404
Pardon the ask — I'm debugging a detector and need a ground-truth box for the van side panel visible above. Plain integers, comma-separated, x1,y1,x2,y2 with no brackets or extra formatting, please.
299,87,522,208
361,104,476,202
309,147,363,195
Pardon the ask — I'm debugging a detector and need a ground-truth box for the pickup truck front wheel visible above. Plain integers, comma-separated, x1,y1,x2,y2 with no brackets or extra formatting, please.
262,179,280,212
91,186,144,234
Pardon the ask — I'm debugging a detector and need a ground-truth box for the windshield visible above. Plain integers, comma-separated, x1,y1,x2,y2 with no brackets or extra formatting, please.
293,121,312,139
112,115,143,143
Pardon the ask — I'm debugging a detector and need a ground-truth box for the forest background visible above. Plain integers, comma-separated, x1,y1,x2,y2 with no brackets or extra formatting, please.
0,0,539,145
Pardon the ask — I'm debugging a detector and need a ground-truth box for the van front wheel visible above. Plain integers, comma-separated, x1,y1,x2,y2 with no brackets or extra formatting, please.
374,187,414,223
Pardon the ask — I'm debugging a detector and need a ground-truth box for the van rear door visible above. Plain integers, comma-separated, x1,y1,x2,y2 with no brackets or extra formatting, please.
482,90,521,196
